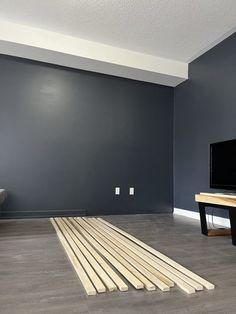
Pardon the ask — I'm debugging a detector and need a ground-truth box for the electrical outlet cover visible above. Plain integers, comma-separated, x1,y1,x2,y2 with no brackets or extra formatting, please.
115,187,120,195
129,187,135,195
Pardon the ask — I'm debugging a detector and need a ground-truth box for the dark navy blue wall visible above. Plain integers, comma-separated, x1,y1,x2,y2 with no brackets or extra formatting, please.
0,55,173,218
174,33,236,218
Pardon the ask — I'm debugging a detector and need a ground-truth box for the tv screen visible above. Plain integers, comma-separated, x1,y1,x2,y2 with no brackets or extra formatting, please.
210,139,236,190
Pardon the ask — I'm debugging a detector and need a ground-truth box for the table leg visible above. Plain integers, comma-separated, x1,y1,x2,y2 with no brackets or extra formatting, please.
229,208,236,246
198,203,208,236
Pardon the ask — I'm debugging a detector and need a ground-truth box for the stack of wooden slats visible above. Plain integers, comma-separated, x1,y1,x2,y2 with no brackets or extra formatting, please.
50,217,215,296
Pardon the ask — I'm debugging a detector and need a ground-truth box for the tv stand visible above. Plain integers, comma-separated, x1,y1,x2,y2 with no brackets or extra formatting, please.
195,193,236,246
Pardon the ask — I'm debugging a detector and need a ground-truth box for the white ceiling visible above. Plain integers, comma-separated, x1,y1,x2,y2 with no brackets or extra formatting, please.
0,1,236,86
0,0,236,62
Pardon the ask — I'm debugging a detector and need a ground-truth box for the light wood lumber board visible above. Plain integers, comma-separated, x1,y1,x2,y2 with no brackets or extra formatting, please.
76,218,144,290
52,215,214,295
55,218,106,293
86,218,170,291
87,219,197,294
93,218,202,292
98,218,215,290
67,218,128,292
72,218,141,290
83,219,160,291
50,218,96,296
88,218,173,288
61,218,117,292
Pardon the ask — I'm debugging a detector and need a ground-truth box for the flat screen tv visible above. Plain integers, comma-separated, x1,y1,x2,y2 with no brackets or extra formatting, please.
210,139,236,190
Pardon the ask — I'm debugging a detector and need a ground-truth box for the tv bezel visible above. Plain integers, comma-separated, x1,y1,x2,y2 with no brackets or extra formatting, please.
210,139,236,190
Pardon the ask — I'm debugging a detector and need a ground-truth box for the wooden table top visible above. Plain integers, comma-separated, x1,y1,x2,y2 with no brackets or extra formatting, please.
195,193,236,208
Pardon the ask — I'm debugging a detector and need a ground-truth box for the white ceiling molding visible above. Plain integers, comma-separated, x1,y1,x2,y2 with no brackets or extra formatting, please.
0,20,188,87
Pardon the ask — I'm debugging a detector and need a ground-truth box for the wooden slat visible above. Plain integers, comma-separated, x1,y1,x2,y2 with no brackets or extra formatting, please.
73,218,142,290
55,218,106,293
88,218,173,288
67,218,128,292
61,218,117,292
85,218,171,292
50,218,96,296
83,219,159,291
76,218,145,290
89,218,197,294
78,219,155,292
98,218,215,290
93,218,201,292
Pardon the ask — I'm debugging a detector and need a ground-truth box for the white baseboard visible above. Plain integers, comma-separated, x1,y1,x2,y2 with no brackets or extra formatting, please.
173,207,230,228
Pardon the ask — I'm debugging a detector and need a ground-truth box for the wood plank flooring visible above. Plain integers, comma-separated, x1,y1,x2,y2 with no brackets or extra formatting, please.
0,214,236,314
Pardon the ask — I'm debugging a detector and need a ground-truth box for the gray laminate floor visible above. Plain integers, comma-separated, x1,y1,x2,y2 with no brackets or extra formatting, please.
0,214,236,314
